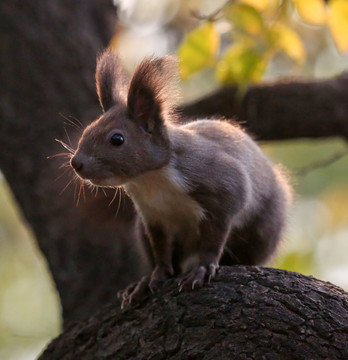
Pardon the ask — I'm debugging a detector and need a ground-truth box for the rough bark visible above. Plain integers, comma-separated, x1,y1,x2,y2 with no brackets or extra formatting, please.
1,0,348,328
39,266,348,360
181,73,348,141
0,0,148,326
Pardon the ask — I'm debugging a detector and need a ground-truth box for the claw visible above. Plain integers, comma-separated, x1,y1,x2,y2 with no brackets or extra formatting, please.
177,263,218,291
149,281,160,294
209,264,217,278
178,276,187,288
117,275,151,308
121,298,129,309
149,265,173,294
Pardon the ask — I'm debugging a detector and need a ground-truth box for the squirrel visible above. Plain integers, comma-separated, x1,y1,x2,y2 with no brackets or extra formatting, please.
70,50,292,307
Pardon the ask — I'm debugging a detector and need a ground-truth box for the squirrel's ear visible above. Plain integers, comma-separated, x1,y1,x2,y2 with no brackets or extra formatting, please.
95,50,129,112
127,56,178,133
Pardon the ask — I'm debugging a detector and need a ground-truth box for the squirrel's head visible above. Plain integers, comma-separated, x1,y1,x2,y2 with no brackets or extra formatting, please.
71,50,178,187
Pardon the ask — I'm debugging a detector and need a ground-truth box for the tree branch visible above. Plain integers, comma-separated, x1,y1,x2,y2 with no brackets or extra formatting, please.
39,267,348,360
180,73,348,141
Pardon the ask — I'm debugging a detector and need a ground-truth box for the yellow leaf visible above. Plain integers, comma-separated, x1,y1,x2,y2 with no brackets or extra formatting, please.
225,4,265,36
240,0,270,11
270,23,306,64
215,43,267,85
328,0,348,52
178,22,220,80
294,0,327,25
322,185,348,228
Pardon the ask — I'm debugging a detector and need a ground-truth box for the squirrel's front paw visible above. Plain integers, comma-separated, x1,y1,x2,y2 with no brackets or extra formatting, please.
178,263,219,291
117,276,151,308
149,265,174,292
117,265,174,308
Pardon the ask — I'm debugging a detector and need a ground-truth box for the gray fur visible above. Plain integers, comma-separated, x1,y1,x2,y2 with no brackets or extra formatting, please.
96,50,129,111
71,50,292,306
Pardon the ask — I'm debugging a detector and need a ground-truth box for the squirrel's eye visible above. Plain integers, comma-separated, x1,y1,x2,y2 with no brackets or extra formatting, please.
110,133,124,146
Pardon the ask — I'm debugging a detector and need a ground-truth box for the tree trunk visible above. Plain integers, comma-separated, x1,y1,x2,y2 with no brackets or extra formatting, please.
0,0,148,326
39,267,348,360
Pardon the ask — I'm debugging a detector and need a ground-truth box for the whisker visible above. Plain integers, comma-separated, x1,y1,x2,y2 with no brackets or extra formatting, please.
68,114,84,129
47,152,72,159
64,121,82,132
59,177,74,195
54,167,71,182
87,182,95,195
55,139,75,155
121,188,126,213
58,160,72,169
115,188,123,218
108,188,118,207
81,182,86,203
59,112,83,131
101,187,107,197
64,126,73,149
74,182,79,205
76,182,84,207
89,183,98,197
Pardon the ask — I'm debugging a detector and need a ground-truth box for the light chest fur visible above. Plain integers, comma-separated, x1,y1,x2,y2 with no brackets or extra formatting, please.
124,165,205,235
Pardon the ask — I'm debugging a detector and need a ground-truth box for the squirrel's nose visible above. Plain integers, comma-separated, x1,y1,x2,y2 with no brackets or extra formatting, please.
71,156,83,172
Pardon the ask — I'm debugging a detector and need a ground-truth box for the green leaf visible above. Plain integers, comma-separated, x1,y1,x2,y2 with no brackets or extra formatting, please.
273,251,314,275
215,43,267,85
328,0,348,52
224,4,265,36
269,23,306,64
178,22,220,80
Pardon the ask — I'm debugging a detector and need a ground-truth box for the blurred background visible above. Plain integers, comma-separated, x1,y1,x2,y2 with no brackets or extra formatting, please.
1,0,348,358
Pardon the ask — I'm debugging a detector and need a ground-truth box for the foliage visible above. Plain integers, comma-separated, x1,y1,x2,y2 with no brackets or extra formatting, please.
178,0,348,85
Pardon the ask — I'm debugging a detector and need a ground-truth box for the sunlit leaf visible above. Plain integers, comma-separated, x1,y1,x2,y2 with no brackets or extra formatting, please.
294,0,327,25
321,185,348,228
225,4,265,36
240,0,270,11
269,23,306,64
328,0,348,52
274,251,314,275
178,22,220,80
215,43,267,85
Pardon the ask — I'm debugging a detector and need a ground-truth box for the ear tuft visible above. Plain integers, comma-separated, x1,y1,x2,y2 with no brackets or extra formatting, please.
95,49,129,112
127,56,179,128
